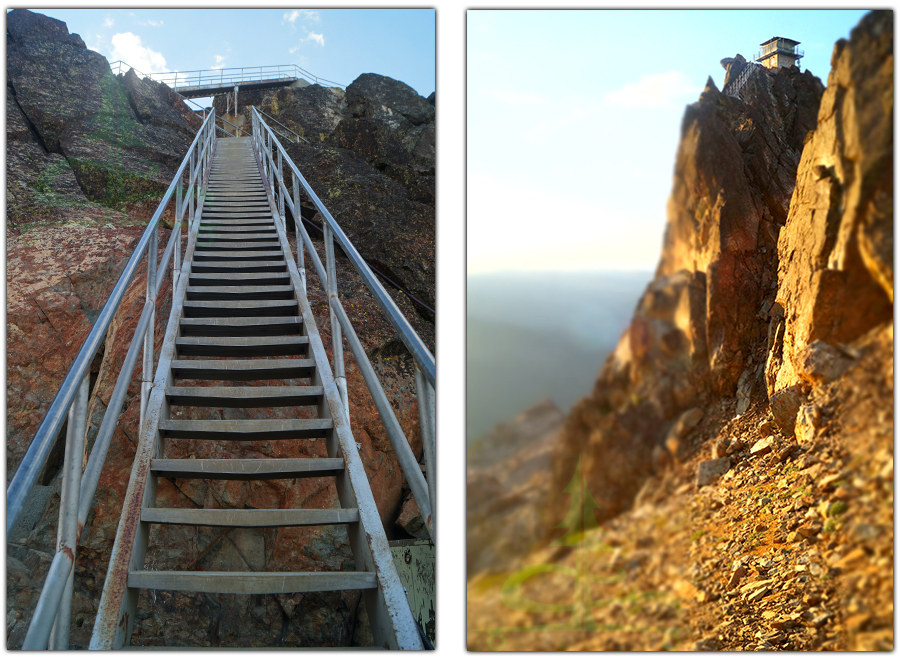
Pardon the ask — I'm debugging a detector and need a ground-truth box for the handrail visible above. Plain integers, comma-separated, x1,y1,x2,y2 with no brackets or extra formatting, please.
108,60,345,91
254,106,306,144
12,106,217,650
251,107,435,540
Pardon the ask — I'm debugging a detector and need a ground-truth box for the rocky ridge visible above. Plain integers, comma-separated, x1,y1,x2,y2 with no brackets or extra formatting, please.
7,9,435,649
467,10,892,651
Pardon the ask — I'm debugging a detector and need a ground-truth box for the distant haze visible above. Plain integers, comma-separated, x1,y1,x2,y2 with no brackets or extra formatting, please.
466,270,650,443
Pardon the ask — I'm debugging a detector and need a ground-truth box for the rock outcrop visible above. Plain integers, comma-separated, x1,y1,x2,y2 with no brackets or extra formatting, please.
545,55,824,533
468,10,892,652
7,9,434,649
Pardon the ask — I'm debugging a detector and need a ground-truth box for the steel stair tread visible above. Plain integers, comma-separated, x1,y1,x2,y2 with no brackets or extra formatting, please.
182,300,298,317
165,385,324,407
193,251,284,261
189,261,287,273
185,285,295,299
170,358,316,380
151,457,342,479
188,273,291,285
192,242,281,251
157,417,332,440
175,335,308,357
180,316,302,337
140,507,357,527
127,570,376,594
194,233,278,241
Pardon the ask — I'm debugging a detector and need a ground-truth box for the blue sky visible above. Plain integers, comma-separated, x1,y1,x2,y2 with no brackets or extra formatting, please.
467,9,869,274
29,8,435,98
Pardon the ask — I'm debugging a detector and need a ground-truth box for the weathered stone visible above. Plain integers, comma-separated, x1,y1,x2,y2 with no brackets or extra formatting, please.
769,385,806,436
395,492,428,539
750,436,776,456
795,404,823,444
697,457,731,487
797,340,854,385
712,437,731,459
346,73,435,127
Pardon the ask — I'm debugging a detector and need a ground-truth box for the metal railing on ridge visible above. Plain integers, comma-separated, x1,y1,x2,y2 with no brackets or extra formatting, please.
8,110,218,650
108,61,346,92
251,107,436,540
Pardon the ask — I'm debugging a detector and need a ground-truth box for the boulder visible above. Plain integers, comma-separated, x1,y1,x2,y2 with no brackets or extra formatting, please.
346,73,435,128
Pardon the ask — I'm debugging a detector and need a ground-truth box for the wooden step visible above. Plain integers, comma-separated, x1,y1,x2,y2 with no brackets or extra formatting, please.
182,300,298,318
180,316,302,337
151,456,341,480
188,272,290,286
157,418,332,441
170,358,315,380
175,335,308,357
128,570,376,594
185,285,295,300
165,385,323,407
189,260,287,273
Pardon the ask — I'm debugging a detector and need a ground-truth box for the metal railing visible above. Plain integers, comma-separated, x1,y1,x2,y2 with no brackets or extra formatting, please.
251,107,436,539
8,110,217,651
109,61,345,91
255,106,306,144
724,62,762,99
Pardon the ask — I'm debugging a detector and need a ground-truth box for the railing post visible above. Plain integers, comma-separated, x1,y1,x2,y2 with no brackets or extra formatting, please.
324,223,349,419
293,175,305,292
414,366,436,542
46,372,89,649
277,150,285,225
139,227,158,437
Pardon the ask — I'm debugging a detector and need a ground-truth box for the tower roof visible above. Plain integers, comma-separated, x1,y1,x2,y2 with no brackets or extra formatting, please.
760,36,801,47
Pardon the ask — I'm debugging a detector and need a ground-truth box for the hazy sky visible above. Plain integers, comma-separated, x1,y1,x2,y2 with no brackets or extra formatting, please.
467,9,868,275
33,8,436,99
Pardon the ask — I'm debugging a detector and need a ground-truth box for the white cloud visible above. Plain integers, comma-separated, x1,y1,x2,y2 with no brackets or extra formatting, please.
211,54,226,70
110,32,169,73
288,45,299,55
488,90,548,106
144,19,164,27
602,71,696,110
103,15,114,28
283,9,319,26
86,34,104,53
304,31,325,47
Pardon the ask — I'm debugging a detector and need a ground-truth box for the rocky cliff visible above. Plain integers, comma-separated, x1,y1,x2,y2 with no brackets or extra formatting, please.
6,9,435,649
468,10,892,651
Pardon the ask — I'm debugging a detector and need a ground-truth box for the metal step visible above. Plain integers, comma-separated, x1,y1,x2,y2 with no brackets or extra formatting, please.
127,570,376,594
170,358,315,380
192,241,281,252
157,418,333,441
185,285,295,300
189,260,287,273
150,456,342,480
193,251,284,262
194,233,278,242
175,336,309,357
182,300,298,318
188,272,291,286
166,385,323,407
197,225,277,234
179,316,302,337
141,507,356,527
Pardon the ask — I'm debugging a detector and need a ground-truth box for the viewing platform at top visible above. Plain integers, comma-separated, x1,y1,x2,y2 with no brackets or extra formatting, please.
109,62,345,98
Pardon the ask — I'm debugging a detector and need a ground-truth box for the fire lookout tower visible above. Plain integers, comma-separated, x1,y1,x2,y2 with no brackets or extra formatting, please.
755,36,804,69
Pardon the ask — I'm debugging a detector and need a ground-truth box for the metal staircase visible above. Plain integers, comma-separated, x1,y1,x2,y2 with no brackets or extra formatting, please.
90,137,422,649
9,107,434,650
